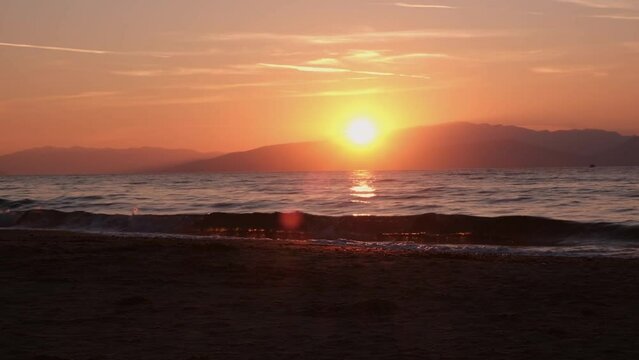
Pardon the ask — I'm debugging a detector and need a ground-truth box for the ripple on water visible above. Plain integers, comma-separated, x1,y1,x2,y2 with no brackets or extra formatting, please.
0,168,637,224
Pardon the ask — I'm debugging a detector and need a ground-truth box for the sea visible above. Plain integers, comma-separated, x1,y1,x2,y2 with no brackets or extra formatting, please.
1,167,638,258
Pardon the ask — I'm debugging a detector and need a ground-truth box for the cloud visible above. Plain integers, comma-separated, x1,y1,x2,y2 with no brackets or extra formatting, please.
0,41,113,55
531,66,608,76
111,66,256,77
191,77,376,92
306,58,342,66
1,91,124,112
0,41,218,58
2,91,119,104
343,50,451,63
1,88,229,108
205,29,513,45
192,82,283,91
382,53,451,62
94,93,230,107
283,83,445,98
303,50,453,68
130,95,228,106
343,50,385,61
589,14,639,19
259,63,430,79
555,0,637,9
49,91,120,100
73,93,231,108
288,88,385,98
259,63,350,74
469,49,563,63
392,3,457,9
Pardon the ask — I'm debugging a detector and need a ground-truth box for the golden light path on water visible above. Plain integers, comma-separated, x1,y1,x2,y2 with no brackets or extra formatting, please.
350,170,377,203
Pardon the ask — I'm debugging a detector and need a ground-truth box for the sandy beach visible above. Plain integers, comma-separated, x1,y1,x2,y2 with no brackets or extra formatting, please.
1,229,639,360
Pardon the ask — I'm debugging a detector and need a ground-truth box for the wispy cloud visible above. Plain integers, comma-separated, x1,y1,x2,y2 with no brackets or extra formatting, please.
111,66,256,77
303,50,452,69
75,93,231,108
192,82,283,91
287,88,385,98
531,66,608,76
0,41,218,58
260,63,350,74
129,95,228,106
259,63,430,79
192,77,376,91
0,41,113,55
49,91,120,100
382,52,451,62
555,0,638,9
1,87,232,108
589,14,639,19
2,91,119,104
469,49,563,63
392,2,457,9
283,83,445,98
343,50,451,63
306,58,342,66
205,29,513,44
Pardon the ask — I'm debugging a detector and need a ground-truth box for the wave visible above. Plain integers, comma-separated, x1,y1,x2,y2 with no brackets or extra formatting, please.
1,209,638,247
0,198,37,209
58,195,105,201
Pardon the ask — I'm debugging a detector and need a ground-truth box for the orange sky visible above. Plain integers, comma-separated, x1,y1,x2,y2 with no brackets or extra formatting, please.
1,0,638,155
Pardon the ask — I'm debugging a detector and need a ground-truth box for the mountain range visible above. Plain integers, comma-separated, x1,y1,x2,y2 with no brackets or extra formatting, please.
167,122,638,173
0,122,637,175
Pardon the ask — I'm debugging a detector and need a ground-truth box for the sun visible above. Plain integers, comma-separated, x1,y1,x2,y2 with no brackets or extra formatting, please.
345,118,379,146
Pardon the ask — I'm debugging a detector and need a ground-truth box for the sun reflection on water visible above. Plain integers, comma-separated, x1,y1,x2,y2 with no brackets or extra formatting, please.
350,170,376,202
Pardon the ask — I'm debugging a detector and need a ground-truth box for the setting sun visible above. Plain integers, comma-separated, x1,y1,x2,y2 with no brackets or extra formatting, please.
345,118,379,146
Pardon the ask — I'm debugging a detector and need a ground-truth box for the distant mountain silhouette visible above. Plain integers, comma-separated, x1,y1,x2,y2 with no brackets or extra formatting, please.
594,137,639,166
167,122,637,172
2,123,635,175
167,142,348,173
393,122,626,156
0,147,221,175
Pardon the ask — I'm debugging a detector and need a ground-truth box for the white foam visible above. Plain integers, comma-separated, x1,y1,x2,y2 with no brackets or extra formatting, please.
4,227,637,259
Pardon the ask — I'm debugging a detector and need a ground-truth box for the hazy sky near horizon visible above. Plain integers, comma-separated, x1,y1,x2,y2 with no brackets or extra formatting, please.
1,0,638,154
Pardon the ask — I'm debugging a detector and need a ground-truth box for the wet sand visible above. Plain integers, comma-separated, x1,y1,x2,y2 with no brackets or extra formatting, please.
1,229,638,360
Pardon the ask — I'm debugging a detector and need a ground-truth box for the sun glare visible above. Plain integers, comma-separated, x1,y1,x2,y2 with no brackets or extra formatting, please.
345,118,379,146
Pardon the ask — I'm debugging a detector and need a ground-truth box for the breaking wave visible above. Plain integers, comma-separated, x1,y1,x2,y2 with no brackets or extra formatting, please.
2,210,638,247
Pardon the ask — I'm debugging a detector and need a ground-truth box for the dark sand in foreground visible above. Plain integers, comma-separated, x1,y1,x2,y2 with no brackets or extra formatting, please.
1,230,638,360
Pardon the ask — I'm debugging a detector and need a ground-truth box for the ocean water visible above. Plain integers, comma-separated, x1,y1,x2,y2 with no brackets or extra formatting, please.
1,167,638,224
1,167,639,258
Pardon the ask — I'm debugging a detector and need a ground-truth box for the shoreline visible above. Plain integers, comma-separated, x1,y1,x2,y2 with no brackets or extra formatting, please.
2,229,639,359
2,227,639,260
